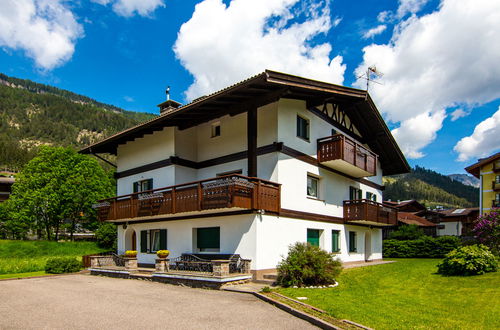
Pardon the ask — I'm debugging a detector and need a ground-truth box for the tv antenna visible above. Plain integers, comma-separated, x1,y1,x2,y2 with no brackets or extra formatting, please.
358,66,384,92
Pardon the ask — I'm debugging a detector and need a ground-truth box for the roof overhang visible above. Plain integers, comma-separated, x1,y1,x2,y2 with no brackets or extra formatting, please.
465,152,500,178
81,70,410,175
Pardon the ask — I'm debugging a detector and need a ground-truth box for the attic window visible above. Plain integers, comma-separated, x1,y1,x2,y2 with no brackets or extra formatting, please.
211,122,221,138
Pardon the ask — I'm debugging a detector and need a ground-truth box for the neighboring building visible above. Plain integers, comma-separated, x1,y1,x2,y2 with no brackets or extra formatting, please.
437,207,479,236
82,70,409,279
465,152,500,214
0,174,15,202
382,200,437,238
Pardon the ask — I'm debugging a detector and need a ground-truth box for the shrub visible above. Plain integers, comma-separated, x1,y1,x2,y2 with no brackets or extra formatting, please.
261,286,271,293
389,224,425,240
437,245,498,276
45,257,82,274
383,236,460,258
472,211,499,256
277,242,342,287
95,223,117,249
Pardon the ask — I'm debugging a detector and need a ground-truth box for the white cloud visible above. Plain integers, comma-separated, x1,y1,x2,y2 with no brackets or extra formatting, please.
454,108,500,161
92,0,165,17
124,95,134,102
355,0,500,158
0,0,83,70
174,0,346,101
396,0,429,18
392,110,446,159
362,25,386,39
450,108,469,121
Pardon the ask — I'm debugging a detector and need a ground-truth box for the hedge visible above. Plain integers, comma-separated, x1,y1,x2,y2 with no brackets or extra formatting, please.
383,236,460,258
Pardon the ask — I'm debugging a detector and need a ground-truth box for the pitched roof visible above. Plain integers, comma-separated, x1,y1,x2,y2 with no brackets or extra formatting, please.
398,212,436,227
383,199,426,211
439,207,479,217
80,70,410,175
465,152,500,178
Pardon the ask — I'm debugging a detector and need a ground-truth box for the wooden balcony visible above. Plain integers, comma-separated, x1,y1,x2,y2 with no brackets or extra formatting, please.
492,200,500,208
93,175,281,222
317,134,377,178
343,199,398,226
493,161,500,173
492,181,500,191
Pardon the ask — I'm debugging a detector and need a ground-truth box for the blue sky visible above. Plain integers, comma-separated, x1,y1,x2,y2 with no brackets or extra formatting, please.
1,0,499,175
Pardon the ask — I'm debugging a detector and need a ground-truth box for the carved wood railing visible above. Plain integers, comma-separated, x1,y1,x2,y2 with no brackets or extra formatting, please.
93,175,281,221
317,134,377,176
344,199,398,225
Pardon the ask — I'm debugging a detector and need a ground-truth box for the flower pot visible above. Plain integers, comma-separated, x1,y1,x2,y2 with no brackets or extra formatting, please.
156,250,170,258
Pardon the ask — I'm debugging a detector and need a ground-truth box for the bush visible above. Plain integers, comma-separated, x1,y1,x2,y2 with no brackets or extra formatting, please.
389,224,425,240
95,223,117,249
45,257,82,274
277,242,342,287
472,211,499,255
437,245,498,276
383,236,460,258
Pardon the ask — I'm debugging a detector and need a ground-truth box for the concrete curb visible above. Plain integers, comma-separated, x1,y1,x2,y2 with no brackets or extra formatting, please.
252,292,341,330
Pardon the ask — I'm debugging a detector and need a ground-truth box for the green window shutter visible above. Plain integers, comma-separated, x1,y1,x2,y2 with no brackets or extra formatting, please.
332,230,340,252
146,179,153,191
349,231,357,252
358,189,362,200
372,194,377,202
349,187,355,200
307,229,320,247
197,227,220,249
140,230,148,253
159,229,167,250
133,182,139,193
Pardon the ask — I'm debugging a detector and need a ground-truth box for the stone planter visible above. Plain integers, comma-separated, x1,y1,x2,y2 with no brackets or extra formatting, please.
211,260,230,277
124,257,138,270
155,258,170,273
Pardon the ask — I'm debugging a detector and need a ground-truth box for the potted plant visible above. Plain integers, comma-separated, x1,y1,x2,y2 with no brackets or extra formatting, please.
124,250,137,258
156,250,170,258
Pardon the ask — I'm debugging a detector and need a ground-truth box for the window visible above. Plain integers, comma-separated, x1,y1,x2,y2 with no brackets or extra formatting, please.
296,115,309,141
349,186,362,200
332,230,340,253
496,175,500,184
307,175,319,198
366,192,377,202
348,231,357,252
133,179,153,193
140,229,167,253
307,229,321,247
216,169,242,177
196,227,220,252
211,121,221,137
331,128,337,136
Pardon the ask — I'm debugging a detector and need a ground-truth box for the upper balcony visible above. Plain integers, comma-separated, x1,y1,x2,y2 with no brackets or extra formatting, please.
344,199,398,226
317,134,377,178
93,175,281,222
492,181,500,191
494,161,500,173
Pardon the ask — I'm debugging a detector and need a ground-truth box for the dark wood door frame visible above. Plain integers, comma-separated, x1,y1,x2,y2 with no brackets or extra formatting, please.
247,107,257,177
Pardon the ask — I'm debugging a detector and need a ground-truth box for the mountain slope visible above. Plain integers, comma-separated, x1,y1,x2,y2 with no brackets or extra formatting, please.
0,74,157,170
383,166,479,209
447,174,480,188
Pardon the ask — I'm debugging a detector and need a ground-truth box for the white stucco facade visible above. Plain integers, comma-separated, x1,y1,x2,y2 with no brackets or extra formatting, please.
111,96,392,271
437,221,462,236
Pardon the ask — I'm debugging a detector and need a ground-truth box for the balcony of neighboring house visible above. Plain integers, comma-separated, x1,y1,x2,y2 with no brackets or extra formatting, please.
493,161,500,173
317,134,377,178
93,175,281,222
343,199,398,226
492,180,500,191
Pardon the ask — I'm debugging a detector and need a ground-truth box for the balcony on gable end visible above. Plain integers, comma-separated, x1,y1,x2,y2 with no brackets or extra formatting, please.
317,134,377,178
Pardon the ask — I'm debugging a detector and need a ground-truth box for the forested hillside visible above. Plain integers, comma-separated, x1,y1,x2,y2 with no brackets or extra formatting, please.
383,166,479,209
0,74,156,170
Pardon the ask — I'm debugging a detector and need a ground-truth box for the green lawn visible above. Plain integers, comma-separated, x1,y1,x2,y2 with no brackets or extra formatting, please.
0,271,48,279
277,259,500,330
0,240,106,275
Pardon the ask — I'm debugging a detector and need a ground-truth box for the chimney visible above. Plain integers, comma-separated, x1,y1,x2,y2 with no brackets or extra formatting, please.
157,86,181,115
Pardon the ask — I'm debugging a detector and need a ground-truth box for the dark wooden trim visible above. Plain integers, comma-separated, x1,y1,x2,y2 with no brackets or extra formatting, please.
247,107,258,177
115,158,173,179
280,208,344,224
115,143,283,179
113,210,256,225
91,153,117,168
307,104,364,143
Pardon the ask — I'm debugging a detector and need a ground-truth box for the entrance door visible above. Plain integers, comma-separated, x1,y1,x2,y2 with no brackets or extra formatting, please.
132,231,137,251
364,232,371,261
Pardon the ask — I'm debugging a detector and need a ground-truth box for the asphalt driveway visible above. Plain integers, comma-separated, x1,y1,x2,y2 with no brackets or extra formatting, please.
0,275,316,329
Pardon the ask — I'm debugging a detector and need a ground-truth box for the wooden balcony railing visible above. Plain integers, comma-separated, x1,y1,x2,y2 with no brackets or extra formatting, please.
93,175,281,222
343,199,398,226
317,134,377,178
493,161,500,173
492,181,500,191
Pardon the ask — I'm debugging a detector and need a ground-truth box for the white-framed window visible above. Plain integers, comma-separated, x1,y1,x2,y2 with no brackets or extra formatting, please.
133,178,153,193
150,229,161,253
211,121,221,138
349,186,362,200
307,175,319,198
296,115,310,141
366,191,377,202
